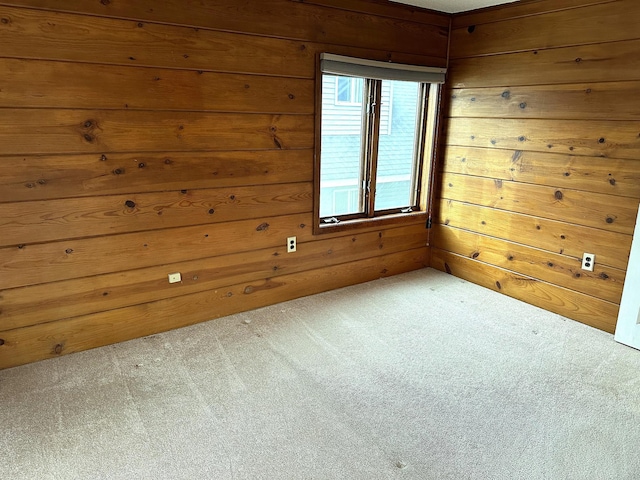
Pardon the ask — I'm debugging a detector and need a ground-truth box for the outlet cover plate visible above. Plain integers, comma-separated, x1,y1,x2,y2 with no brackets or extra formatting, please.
582,253,595,272
168,272,182,283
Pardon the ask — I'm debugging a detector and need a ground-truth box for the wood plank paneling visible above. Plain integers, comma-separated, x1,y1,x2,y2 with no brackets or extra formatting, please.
0,183,313,247
0,0,447,367
431,249,619,333
449,82,640,120
0,213,312,290
0,1,448,58
0,224,429,331
0,6,316,77
451,0,638,58
441,0,639,333
438,200,632,271
433,225,625,304
442,147,640,199
452,0,616,28
0,248,429,370
440,172,638,234
449,39,640,88
446,117,640,160
0,150,314,203
0,59,314,113
0,109,313,155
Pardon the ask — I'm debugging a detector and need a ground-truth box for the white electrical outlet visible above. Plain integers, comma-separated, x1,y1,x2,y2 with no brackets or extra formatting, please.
168,272,182,284
287,236,297,253
581,253,595,272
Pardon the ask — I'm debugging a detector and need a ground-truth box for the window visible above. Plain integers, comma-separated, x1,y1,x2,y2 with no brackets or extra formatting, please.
315,54,445,232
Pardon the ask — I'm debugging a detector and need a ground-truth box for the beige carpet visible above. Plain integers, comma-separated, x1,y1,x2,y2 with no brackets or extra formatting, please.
2,268,639,479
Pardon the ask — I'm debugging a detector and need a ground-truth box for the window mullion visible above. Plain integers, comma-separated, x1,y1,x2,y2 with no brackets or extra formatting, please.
365,80,382,218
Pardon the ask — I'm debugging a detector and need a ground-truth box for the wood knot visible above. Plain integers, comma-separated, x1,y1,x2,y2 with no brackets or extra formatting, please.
609,178,616,185
164,158,172,165
585,88,592,94
208,208,215,214
137,22,143,27
600,272,609,280
536,225,541,230
606,217,614,224
181,189,187,194
598,137,605,144
256,222,269,231
18,244,25,249
495,281,502,290
101,0,110,4
547,262,554,267
229,194,236,200
299,223,306,228
244,285,254,294
1,17,9,24
0,339,5,346
84,120,93,128
444,262,452,274
467,25,476,33
501,90,510,99
65,248,73,254
554,190,563,200
138,162,145,168
508,255,514,261
100,154,108,161
575,57,582,63
519,102,527,109
125,200,136,208
471,251,480,259
113,168,123,175
54,344,64,355
518,136,526,142
288,93,295,99
564,172,571,177
83,134,94,142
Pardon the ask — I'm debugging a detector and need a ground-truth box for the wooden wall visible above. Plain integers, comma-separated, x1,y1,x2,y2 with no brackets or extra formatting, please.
433,0,640,333
0,0,449,368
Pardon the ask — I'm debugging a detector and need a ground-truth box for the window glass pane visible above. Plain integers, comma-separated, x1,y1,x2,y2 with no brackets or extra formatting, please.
320,74,365,218
375,80,421,211
336,77,363,104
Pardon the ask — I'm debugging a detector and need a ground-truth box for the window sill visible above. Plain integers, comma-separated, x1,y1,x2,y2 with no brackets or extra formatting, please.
314,211,427,236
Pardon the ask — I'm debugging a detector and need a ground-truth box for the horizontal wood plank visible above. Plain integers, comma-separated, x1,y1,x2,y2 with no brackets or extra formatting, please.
442,146,640,199
0,109,313,155
0,213,312,289
450,0,639,58
0,224,428,330
292,0,450,27
446,117,640,160
448,38,640,88
0,6,316,77
0,248,429,369
0,58,314,113
448,81,640,121
452,0,617,28
432,224,625,304
437,199,633,270
440,172,638,234
0,150,313,203
0,183,313,247
0,1,448,59
431,248,619,333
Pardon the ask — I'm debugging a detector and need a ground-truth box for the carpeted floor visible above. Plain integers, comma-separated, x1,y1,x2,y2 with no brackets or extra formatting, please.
2,268,639,480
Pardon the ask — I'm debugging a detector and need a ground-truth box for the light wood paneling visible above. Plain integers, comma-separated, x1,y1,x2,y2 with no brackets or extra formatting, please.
438,199,632,272
0,248,429,370
431,249,619,333
451,0,637,58
0,58,314,113
0,0,448,58
452,0,616,28
0,224,428,331
0,109,313,155
446,117,640,160
0,183,313,247
440,172,638,234
439,0,639,332
449,39,640,88
0,150,314,203
442,146,640,199
449,82,640,121
433,225,625,304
